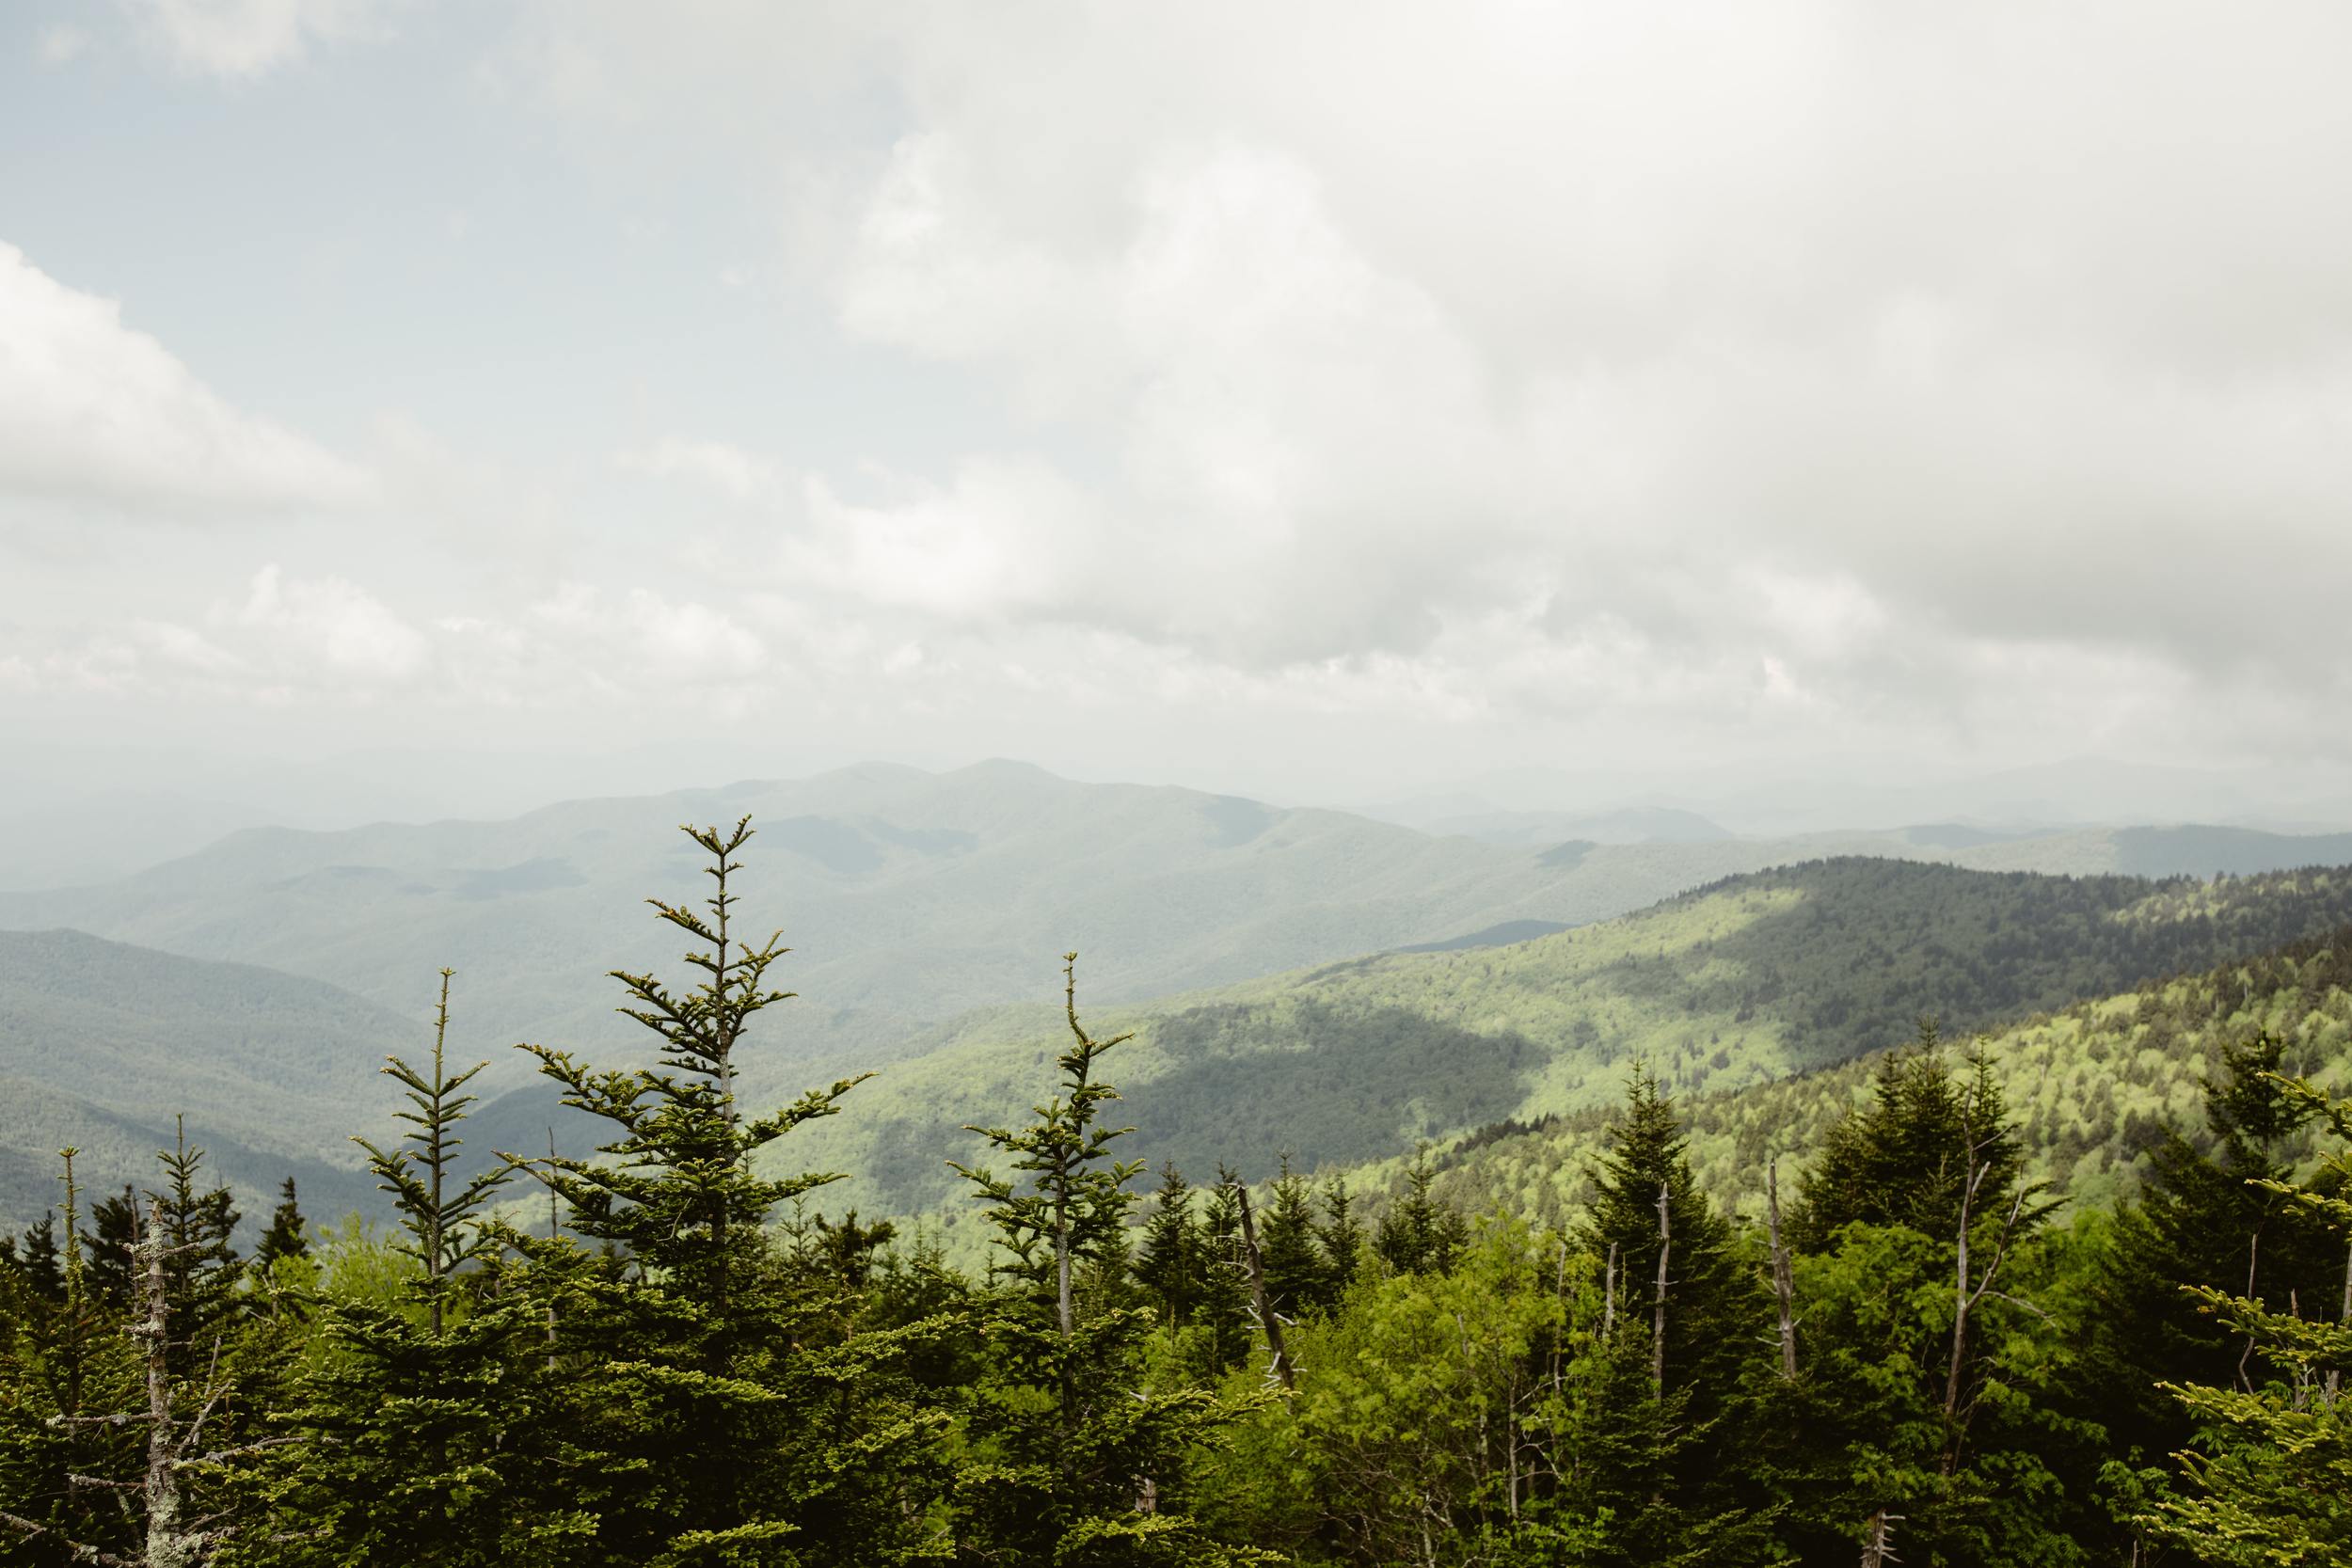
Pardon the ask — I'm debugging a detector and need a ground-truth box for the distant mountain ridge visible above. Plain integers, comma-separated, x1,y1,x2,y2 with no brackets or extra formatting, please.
8,763,2352,1114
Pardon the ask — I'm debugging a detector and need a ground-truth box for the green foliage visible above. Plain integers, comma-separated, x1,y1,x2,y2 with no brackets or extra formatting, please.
951,955,1268,1565
10,814,2352,1566
2143,1073,2352,1566
789,862,2352,1254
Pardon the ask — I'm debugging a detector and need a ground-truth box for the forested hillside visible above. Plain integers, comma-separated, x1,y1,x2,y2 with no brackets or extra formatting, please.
0,931,405,1229
1422,922,2352,1228
782,858,2352,1239
3,816,2344,1566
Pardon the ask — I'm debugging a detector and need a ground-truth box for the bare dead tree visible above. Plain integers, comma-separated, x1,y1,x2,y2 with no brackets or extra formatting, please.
1602,1241,1618,1338
1859,1508,1903,1567
1767,1157,1799,1382
1232,1181,1295,1391
2330,1239,2352,1409
1652,1181,1672,1396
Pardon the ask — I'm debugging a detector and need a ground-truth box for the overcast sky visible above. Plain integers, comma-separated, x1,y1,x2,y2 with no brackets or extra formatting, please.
4,2,2351,825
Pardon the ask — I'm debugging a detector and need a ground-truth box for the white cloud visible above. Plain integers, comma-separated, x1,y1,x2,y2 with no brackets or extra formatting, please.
227,565,430,682
128,0,389,79
0,244,368,513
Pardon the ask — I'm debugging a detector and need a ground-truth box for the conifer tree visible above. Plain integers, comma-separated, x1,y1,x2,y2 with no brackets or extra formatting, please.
950,954,1272,1564
1257,1156,1325,1318
151,1119,246,1377
515,816,947,1565
254,1180,310,1274
1197,1178,1257,1372
2146,1070,2352,1564
1374,1146,1467,1276
1315,1175,1363,1300
236,971,585,1568
1575,1068,1765,1554
82,1184,140,1313
1136,1163,1201,1330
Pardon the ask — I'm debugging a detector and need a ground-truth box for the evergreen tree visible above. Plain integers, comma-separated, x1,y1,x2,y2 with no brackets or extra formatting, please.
150,1120,246,1384
254,1180,310,1273
2146,1071,2352,1564
1135,1163,1201,1330
233,970,582,1568
1257,1156,1324,1318
517,816,948,1565
1197,1178,1257,1372
950,953,1272,1564
1315,1175,1363,1301
2145,1067,2352,1560
1793,1022,2000,1246
1374,1145,1468,1276
79,1185,139,1314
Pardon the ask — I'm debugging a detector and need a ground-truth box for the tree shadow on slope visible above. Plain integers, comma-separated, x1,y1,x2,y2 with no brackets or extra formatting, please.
1635,858,2352,1074
1112,1001,1538,1183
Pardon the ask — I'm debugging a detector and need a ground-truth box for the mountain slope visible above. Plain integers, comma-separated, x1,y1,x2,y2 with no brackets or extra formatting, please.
0,929,433,1231
1418,922,2352,1232
774,860,2352,1242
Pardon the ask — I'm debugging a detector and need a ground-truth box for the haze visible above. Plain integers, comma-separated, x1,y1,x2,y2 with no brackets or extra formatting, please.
6,3,2351,856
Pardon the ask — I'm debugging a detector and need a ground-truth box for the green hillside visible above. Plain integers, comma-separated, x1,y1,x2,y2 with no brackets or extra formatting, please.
782,859,2352,1243
0,929,438,1231
1417,921,2352,1232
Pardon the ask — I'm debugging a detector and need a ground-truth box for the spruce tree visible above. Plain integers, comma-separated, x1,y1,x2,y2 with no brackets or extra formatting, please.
1256,1156,1325,1318
237,970,584,1568
1197,1178,1257,1372
1374,1146,1467,1276
516,816,948,1565
2146,1070,2352,1564
254,1180,310,1274
950,954,1272,1564
1575,1067,1766,1556
1135,1163,1200,1330
1315,1175,1363,1300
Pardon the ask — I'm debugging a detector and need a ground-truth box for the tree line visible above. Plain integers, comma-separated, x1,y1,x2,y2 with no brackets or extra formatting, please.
0,817,2345,1566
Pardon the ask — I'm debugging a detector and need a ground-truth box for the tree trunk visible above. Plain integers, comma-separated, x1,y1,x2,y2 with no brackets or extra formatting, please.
1652,1181,1671,1396
1232,1183,1295,1390
136,1196,199,1568
1768,1159,1799,1382
1602,1241,1618,1338
2331,1239,2352,1408
1944,1165,1981,1426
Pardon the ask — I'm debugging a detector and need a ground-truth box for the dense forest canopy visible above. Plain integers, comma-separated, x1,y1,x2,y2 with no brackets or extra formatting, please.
3,816,2349,1566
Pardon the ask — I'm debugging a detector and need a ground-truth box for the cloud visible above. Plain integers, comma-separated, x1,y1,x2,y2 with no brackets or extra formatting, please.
0,244,368,513
128,0,390,79
228,565,430,683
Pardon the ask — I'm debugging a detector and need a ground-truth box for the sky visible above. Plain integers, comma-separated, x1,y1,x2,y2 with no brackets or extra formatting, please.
5,2,2352,830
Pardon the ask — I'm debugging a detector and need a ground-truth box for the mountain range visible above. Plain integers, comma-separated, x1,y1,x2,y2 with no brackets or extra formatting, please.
10,761,2352,1237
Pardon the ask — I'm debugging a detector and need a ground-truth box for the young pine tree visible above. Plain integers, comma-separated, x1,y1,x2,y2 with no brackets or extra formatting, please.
1256,1156,1326,1319
237,970,588,1568
1374,1145,1468,1277
1315,1175,1363,1300
950,954,1274,1565
516,816,947,1566
1135,1163,1201,1331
